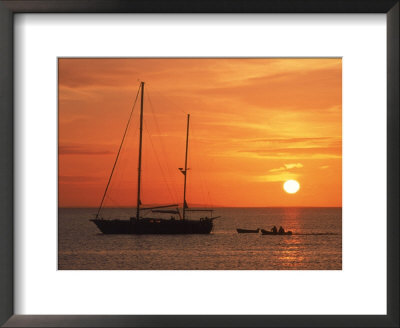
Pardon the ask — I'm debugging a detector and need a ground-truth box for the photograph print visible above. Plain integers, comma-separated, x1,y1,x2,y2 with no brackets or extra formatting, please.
58,58,342,270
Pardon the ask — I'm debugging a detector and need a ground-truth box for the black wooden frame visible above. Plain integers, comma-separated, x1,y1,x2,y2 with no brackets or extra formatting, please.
0,1,398,327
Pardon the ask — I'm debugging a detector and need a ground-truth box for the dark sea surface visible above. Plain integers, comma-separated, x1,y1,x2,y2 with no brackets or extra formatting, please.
58,207,341,270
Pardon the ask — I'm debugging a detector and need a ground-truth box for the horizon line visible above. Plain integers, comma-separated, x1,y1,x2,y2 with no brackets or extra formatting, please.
58,205,342,209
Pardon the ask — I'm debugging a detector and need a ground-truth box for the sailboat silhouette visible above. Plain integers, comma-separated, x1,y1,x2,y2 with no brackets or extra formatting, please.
90,82,219,234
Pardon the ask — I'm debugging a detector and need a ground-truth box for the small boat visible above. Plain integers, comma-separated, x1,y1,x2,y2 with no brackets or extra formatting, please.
237,228,260,233
261,229,293,235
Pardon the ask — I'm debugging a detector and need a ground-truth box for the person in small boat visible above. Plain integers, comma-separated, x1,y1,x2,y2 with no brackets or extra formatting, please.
271,226,277,233
278,226,285,234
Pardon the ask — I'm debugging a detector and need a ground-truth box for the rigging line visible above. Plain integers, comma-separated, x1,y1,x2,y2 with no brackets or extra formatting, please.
152,89,187,116
103,108,140,210
146,90,180,203
95,84,141,219
105,119,140,210
111,123,140,200
105,195,121,209
143,122,178,206
205,157,216,208
191,124,213,209
146,92,176,180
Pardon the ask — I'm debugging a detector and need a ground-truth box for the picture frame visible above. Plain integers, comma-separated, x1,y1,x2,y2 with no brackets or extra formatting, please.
0,0,398,327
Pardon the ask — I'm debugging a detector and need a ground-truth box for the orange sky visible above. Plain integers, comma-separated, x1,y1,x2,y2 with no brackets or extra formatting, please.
58,58,342,208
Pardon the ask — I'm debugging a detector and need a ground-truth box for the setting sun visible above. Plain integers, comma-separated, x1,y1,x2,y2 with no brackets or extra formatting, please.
283,180,300,194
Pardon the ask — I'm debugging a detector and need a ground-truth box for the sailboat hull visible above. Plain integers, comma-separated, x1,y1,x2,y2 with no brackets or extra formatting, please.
90,218,214,234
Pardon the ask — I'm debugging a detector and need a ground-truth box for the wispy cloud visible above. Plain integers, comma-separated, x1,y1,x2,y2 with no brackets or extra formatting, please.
195,64,341,111
257,162,304,183
269,163,303,172
256,137,332,143
237,146,341,160
231,136,341,160
59,176,103,183
59,144,114,156
255,172,299,183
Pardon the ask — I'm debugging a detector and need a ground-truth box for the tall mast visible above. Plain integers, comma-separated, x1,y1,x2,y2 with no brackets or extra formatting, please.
95,84,140,220
136,82,145,220
182,114,190,220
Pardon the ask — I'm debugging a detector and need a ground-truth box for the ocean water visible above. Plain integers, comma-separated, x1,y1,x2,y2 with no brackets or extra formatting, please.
58,207,341,270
